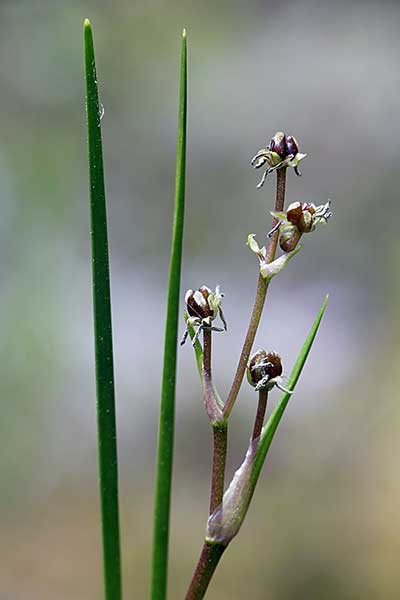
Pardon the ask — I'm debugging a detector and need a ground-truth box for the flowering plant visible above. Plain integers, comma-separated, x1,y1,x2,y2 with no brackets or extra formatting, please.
84,23,331,600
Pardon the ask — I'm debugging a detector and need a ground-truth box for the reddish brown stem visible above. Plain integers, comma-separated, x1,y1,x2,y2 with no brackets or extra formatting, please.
185,542,226,600
251,388,268,441
203,328,212,373
201,329,228,512
202,330,223,423
186,169,287,600
209,423,227,515
223,168,287,419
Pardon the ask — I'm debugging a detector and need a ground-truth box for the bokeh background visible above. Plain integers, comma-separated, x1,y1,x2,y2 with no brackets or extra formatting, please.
1,0,400,598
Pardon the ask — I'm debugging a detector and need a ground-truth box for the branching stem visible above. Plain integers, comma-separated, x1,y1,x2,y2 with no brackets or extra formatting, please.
223,168,287,419
185,168,288,600
209,423,228,515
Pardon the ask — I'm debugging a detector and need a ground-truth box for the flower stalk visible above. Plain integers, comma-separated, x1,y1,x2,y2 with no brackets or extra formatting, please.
251,388,268,441
202,330,224,423
200,327,228,514
209,423,228,514
223,168,287,419
184,167,288,600
182,129,330,599
185,542,226,600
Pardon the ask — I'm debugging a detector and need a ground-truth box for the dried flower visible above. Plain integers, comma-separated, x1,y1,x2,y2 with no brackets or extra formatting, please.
246,350,291,393
251,131,307,188
268,131,289,159
186,286,214,320
271,200,332,253
285,135,299,158
181,285,227,346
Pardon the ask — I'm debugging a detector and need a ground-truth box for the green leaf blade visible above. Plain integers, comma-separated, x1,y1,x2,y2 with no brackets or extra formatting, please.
84,19,122,600
253,294,329,481
151,30,187,600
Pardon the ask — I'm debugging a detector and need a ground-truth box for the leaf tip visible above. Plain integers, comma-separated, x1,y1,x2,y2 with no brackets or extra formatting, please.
84,17,91,29
182,27,187,38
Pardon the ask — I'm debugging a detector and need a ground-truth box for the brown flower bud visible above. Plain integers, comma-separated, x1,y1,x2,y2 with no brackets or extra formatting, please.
251,132,305,187
247,350,283,390
287,202,316,233
285,135,299,157
279,200,332,252
268,131,288,159
268,132,301,160
185,286,213,320
286,202,303,225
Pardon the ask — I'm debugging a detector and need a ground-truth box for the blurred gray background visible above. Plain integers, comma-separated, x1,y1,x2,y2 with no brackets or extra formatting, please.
1,0,400,598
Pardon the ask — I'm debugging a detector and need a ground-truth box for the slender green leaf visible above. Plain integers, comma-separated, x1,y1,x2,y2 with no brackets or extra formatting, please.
252,294,329,482
151,30,187,600
84,18,122,600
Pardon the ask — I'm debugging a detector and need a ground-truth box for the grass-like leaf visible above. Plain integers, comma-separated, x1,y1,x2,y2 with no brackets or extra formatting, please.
151,29,187,600
84,19,122,600
252,294,329,485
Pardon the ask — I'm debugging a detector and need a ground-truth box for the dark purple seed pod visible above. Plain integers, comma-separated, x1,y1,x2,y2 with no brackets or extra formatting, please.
264,351,283,378
185,286,213,320
285,135,299,157
268,131,288,159
247,349,283,388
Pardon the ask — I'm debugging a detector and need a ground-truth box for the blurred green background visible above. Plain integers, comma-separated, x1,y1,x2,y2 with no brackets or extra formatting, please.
1,0,400,598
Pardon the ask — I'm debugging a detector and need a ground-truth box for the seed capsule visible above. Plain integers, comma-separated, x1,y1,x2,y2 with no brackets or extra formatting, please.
285,135,299,157
268,132,301,160
252,132,306,187
268,131,288,159
185,286,213,320
286,202,303,225
247,350,283,390
278,200,332,253
287,202,317,233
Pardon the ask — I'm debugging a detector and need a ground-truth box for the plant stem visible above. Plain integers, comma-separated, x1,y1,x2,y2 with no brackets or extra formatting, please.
185,542,226,600
84,19,122,600
203,329,212,373
265,168,287,262
202,329,227,512
202,330,223,423
209,423,228,514
150,30,187,600
185,296,329,600
251,388,268,441
186,171,287,599
223,168,287,419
